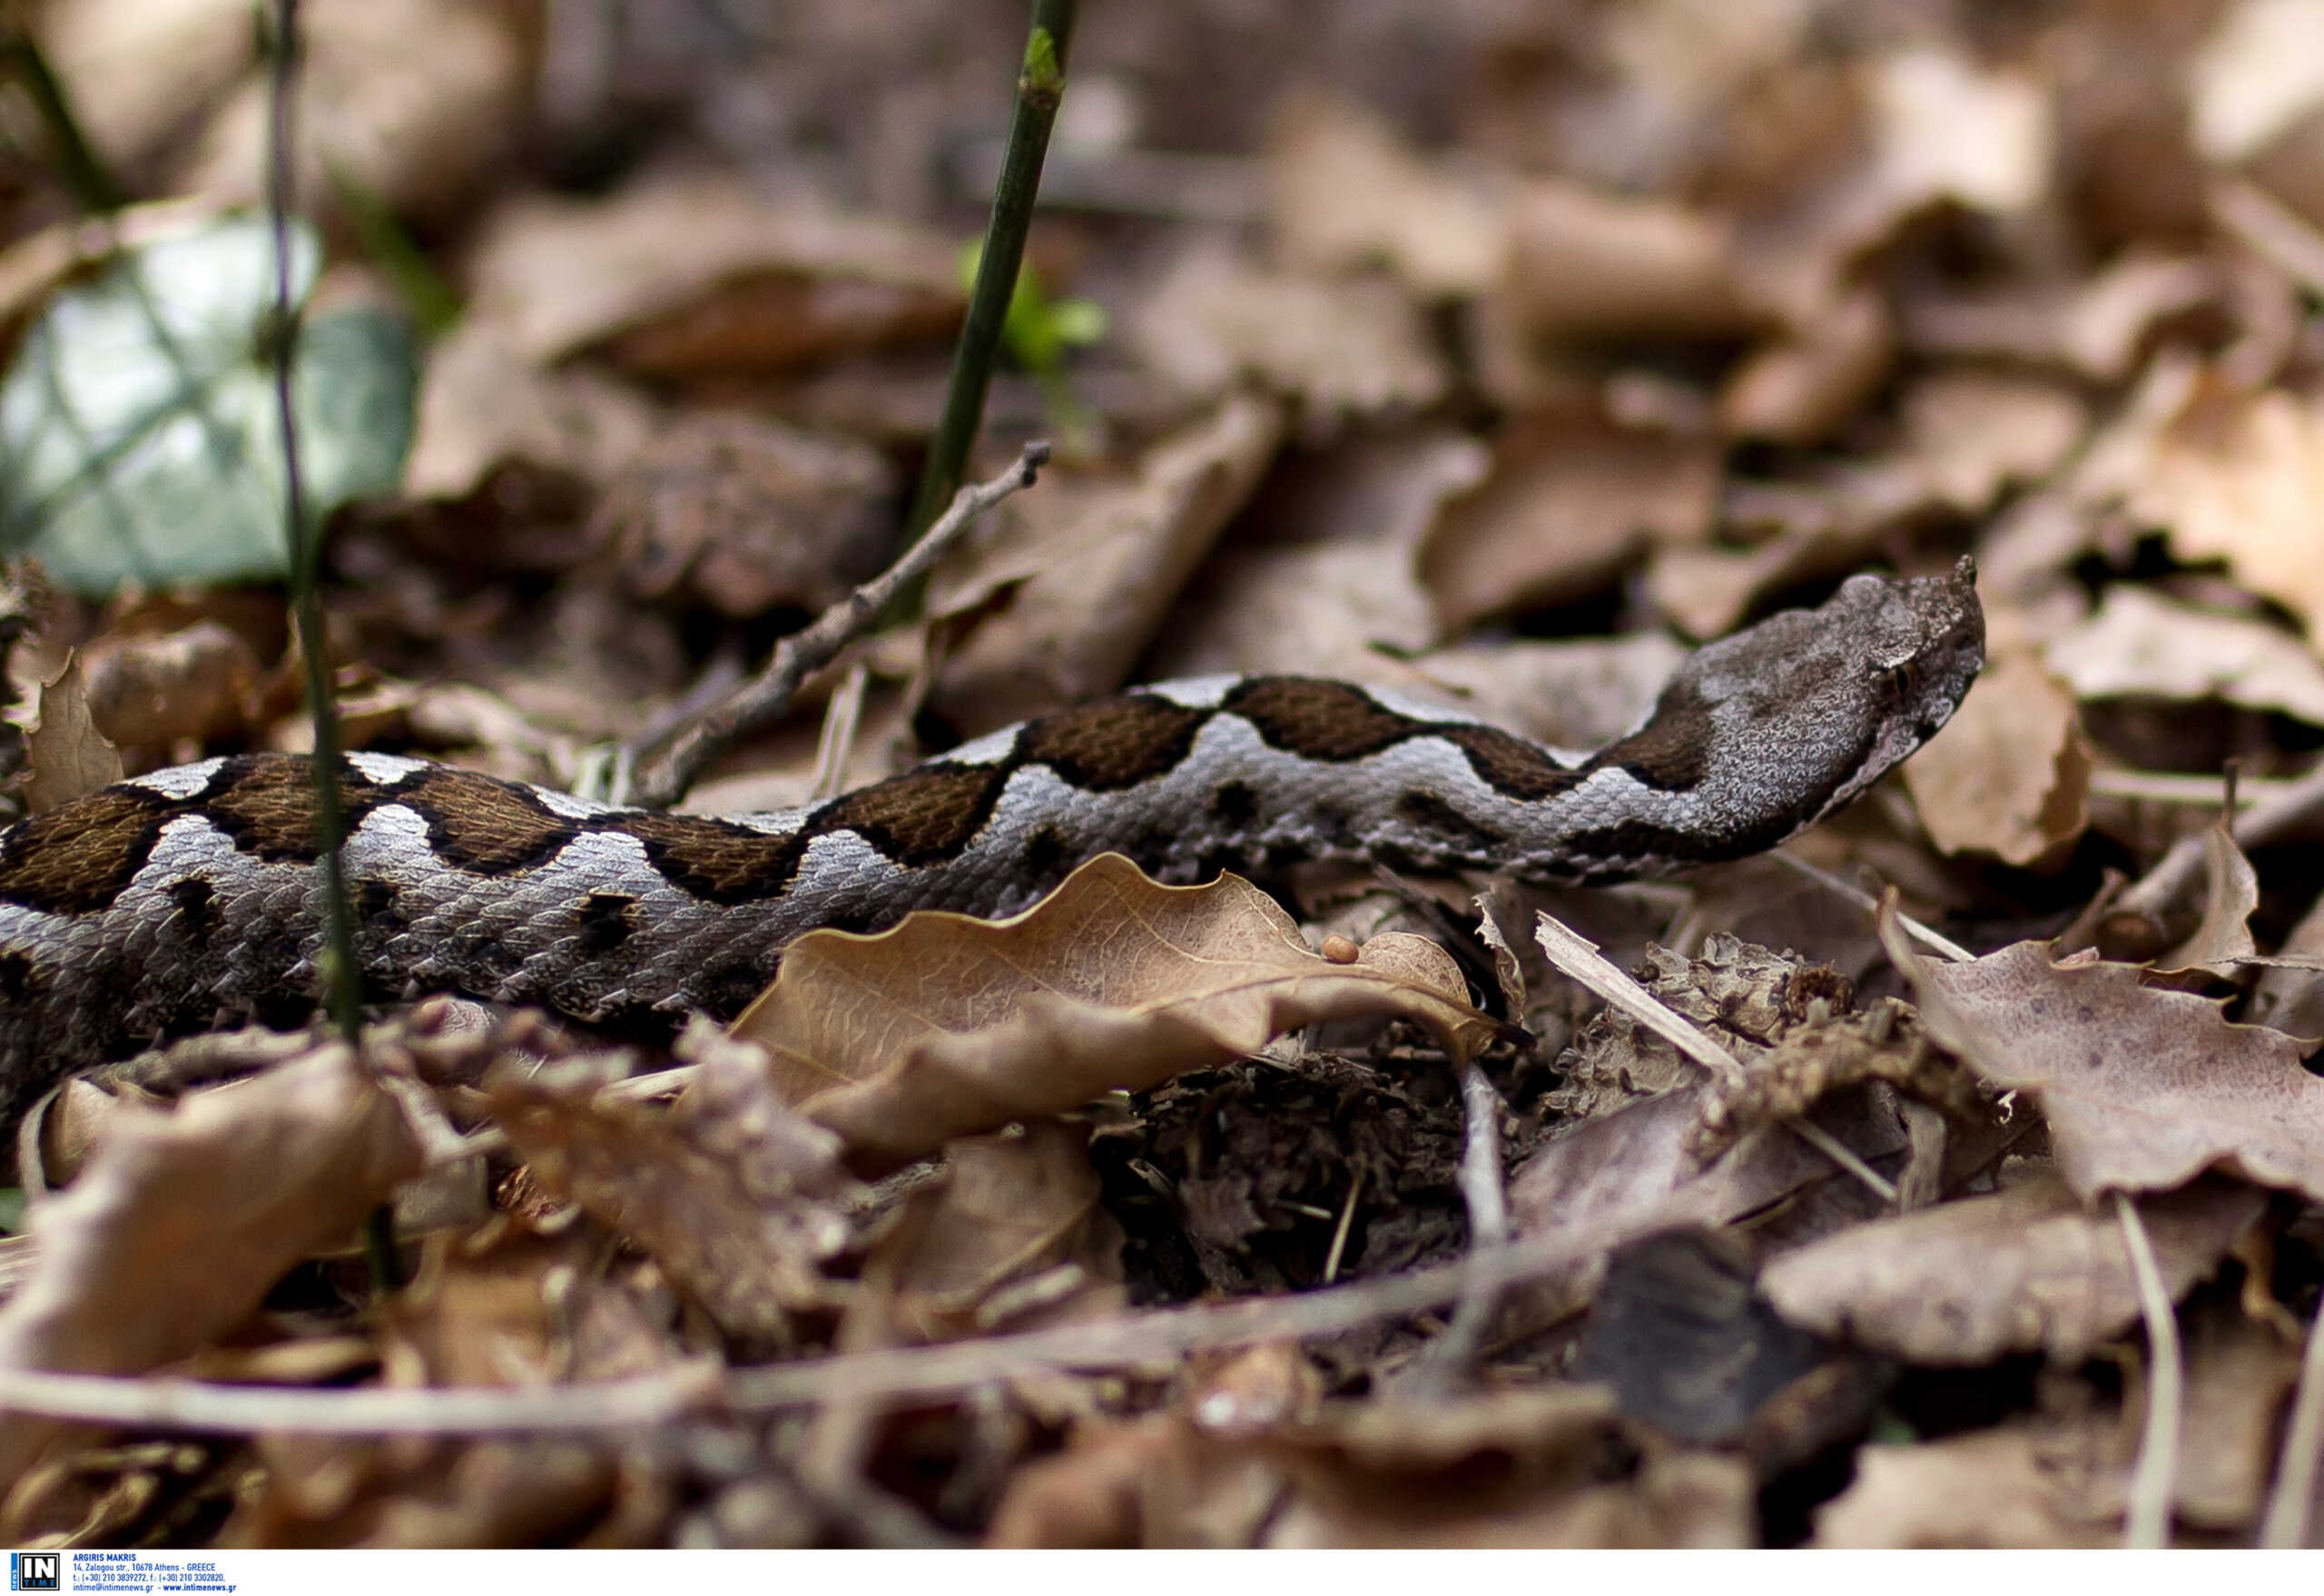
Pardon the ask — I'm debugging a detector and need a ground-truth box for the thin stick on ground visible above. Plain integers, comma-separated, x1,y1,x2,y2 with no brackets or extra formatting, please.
2116,1192,2182,1550
1405,1062,1511,1395
0,1230,1603,1437
903,0,1078,541
2260,1289,2324,1547
630,440,1051,809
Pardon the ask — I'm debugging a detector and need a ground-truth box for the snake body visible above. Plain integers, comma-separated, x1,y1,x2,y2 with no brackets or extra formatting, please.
0,562,1982,1129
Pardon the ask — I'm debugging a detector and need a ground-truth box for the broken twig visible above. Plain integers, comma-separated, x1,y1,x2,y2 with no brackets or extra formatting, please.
630,440,1051,809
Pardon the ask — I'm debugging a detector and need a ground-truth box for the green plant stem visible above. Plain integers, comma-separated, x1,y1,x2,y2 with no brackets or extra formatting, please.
904,0,1076,542
1,23,127,213
265,0,399,1289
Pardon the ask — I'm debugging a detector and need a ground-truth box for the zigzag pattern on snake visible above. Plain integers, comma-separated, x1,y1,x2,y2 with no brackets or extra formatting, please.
0,561,1984,1131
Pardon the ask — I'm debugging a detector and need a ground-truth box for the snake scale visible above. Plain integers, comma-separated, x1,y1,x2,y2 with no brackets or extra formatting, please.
0,560,1982,1132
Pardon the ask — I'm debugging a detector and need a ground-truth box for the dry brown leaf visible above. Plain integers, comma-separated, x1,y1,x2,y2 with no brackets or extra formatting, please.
1492,181,1752,344
75,620,261,754
1417,412,1721,632
2190,0,2324,169
1864,48,2052,220
1129,244,1450,429
1264,91,1507,297
0,1042,425,1485
487,1026,857,1343
400,319,658,501
1882,929,2324,1202
878,1121,1125,1341
463,177,962,369
2157,822,2261,976
1760,1172,2267,1364
1718,283,1892,447
1814,1427,2112,1548
733,853,1501,1172
1901,648,2091,867
2130,371,2324,642
595,412,895,617
1508,1085,1906,1325
22,652,123,813
2049,584,2324,726
925,392,1285,734
182,0,535,222
1260,1391,1752,1549
1897,370,2090,513
1145,425,1479,681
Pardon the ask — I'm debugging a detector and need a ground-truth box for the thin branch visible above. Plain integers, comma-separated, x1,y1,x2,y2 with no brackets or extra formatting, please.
0,1233,1605,1437
630,440,1051,809
902,0,1077,541
1772,850,1975,963
268,0,389,1286
2117,755,2324,926
2261,1289,2324,1548
1405,1062,1511,1394
2116,1191,2182,1550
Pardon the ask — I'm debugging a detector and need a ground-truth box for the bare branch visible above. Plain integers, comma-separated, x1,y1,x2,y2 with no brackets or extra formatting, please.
630,440,1051,809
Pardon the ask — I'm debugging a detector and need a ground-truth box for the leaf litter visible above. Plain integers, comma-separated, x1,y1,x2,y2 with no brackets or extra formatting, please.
5,0,2324,1552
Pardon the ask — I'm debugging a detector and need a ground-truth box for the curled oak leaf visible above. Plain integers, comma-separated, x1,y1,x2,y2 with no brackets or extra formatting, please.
1760,1172,2266,1364
0,1042,424,1487
733,852,1504,1173
1879,911,2324,1202
487,1024,857,1345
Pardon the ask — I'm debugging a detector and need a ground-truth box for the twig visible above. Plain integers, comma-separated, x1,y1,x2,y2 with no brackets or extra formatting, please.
1321,1167,1363,1286
267,0,389,1287
2087,769,2286,808
903,0,1077,540
1771,850,1975,963
1534,909,1898,1206
2211,176,2324,302
0,1235,1604,1436
630,441,1050,809
2116,1191,2182,1550
2261,1289,2324,1548
1406,1063,1511,1394
2117,755,2324,926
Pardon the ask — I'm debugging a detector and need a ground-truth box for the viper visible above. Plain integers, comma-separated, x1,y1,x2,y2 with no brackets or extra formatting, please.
0,559,1982,1132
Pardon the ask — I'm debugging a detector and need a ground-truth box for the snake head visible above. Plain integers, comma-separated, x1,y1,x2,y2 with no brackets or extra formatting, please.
1576,556,1984,870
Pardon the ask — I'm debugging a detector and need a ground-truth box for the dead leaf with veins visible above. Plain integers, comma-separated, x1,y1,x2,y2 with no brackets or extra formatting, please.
487,1027,859,1344
2048,584,2324,727
1901,649,2091,866
1881,922,2324,1202
1759,1172,2267,1364
22,652,123,813
733,853,1502,1173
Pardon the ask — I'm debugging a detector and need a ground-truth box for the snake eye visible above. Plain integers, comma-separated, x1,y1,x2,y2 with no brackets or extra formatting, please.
1884,661,1921,702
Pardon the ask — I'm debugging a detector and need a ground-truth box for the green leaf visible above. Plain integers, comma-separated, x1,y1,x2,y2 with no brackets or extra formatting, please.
0,216,419,596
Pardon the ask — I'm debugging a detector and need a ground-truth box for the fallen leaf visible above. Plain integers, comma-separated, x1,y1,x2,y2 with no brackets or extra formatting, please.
1492,181,1752,345
1901,648,2091,866
399,319,657,502
22,652,123,813
734,853,1501,1172
0,1041,425,1486
2156,822,2260,976
1128,244,1450,429
2048,584,2324,726
595,411,895,616
925,392,1285,734
2129,370,2324,643
1418,411,1721,631
1881,927,2324,1202
2189,0,2324,166
1264,90,1507,297
75,619,261,755
1896,370,2089,512
488,1024,858,1344
1718,283,1891,446
1759,1171,2267,1363
1145,424,1479,680
1814,1427,2112,1548
878,1121,1125,1340
462,177,963,369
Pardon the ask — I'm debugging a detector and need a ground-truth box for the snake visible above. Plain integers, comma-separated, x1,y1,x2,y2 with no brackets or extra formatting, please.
0,559,1982,1133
